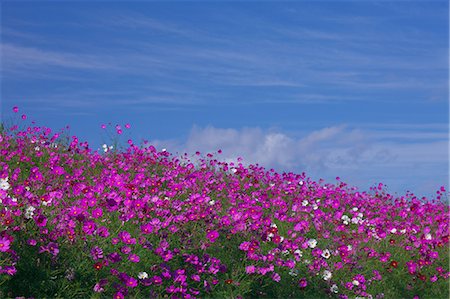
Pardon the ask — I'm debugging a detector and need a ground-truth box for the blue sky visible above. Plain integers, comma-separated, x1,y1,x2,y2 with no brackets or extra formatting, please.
1,1,448,198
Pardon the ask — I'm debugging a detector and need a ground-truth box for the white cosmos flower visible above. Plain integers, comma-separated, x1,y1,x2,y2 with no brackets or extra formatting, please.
25,206,36,219
341,214,350,225
322,270,332,281
307,239,317,248
352,280,360,286
302,200,309,206
0,177,10,191
330,284,338,293
425,233,432,240
321,249,331,259
288,269,298,276
138,272,148,279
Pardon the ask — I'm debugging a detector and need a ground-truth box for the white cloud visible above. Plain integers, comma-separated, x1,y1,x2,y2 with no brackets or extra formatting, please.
152,125,372,172
149,124,448,197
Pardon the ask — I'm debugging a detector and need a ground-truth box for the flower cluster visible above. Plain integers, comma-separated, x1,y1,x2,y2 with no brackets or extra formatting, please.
0,107,448,298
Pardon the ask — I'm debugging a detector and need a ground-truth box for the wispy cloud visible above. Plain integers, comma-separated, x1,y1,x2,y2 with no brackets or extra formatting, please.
0,43,129,77
2,3,446,104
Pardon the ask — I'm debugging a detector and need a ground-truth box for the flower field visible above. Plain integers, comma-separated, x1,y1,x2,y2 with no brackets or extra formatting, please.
0,108,449,299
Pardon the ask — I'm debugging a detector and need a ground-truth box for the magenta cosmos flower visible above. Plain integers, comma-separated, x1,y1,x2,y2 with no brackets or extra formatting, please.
0,237,11,252
207,230,219,243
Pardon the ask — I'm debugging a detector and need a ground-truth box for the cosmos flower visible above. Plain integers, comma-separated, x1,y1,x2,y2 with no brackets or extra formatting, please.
0,177,10,191
307,239,317,248
138,272,148,279
207,230,219,243
0,237,11,252
322,270,332,281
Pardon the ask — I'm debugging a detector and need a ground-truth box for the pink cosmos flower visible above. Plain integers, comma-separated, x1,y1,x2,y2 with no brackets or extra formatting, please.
121,246,132,254
118,231,132,243
97,226,110,238
298,278,308,288
35,215,48,227
354,274,366,284
140,223,153,234
0,237,11,252
113,291,124,299
272,272,281,282
207,230,219,243
92,208,103,219
406,260,417,274
379,252,391,263
162,250,174,262
82,221,96,235
429,251,439,259
3,266,17,276
12,106,18,113
125,276,138,288
372,270,382,281
39,242,59,256
93,283,104,293
152,275,163,285
239,241,250,251
52,166,65,175
90,246,104,260
128,254,140,263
